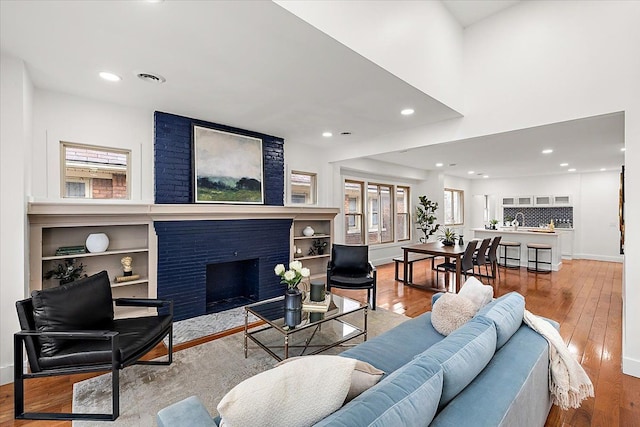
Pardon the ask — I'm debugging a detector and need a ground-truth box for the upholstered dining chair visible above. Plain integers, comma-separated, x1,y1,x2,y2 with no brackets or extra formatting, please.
435,240,479,287
14,270,173,421
326,244,377,310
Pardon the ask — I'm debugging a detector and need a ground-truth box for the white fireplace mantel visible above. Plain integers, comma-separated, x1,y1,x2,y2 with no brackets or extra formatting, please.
27,202,340,223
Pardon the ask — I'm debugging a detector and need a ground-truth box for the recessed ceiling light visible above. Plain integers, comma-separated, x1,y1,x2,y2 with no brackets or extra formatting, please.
435,163,444,167
568,168,576,172
600,168,606,171
560,163,569,167
621,147,626,152
542,149,553,154
99,71,121,82
483,175,489,178
400,108,415,116
467,171,475,175
322,132,333,137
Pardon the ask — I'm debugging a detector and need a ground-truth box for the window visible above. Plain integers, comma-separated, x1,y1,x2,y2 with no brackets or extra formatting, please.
290,171,317,205
344,181,364,244
367,184,393,244
396,186,410,241
344,180,408,245
61,143,130,199
444,188,464,225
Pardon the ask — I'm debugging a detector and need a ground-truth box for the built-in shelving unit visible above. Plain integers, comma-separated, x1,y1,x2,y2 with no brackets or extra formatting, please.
29,205,156,318
291,216,336,282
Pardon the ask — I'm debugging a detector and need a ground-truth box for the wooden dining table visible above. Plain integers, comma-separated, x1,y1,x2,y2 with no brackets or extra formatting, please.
400,241,466,293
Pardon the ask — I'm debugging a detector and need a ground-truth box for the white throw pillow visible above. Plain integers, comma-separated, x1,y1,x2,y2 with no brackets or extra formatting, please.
276,356,384,402
458,276,494,309
218,355,357,427
431,293,479,336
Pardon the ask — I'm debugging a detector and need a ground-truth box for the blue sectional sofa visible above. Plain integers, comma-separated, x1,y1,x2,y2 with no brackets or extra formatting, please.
157,292,556,426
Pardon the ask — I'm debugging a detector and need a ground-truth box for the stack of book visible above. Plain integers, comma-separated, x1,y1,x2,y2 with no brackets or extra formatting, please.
302,293,331,312
55,245,86,256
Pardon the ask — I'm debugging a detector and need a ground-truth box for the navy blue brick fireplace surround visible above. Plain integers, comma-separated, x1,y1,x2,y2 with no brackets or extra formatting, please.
154,112,288,321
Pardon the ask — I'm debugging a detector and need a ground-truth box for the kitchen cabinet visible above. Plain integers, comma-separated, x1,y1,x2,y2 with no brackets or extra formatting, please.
534,195,553,206
501,196,517,206
516,196,533,206
553,195,572,206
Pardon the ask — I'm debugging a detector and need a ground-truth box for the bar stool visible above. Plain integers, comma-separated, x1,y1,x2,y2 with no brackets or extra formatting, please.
527,243,552,273
498,241,521,269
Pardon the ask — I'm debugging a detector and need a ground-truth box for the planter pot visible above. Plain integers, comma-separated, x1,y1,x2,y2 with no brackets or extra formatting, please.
302,226,315,237
85,233,109,253
442,240,455,246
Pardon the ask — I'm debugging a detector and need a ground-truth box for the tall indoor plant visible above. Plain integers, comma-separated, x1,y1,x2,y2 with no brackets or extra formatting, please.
415,196,441,243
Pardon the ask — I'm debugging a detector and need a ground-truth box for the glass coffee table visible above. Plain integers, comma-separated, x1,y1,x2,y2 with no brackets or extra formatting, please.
244,294,368,361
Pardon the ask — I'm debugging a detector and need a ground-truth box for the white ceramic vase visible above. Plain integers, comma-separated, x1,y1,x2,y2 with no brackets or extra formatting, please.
85,233,109,253
302,226,315,237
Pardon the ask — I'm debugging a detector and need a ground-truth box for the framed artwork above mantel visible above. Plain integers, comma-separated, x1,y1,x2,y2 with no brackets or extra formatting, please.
193,125,264,204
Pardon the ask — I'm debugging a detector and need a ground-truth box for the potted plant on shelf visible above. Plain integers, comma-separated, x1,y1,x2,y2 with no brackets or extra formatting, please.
489,219,499,230
438,228,457,246
44,258,87,285
312,239,328,255
415,195,441,243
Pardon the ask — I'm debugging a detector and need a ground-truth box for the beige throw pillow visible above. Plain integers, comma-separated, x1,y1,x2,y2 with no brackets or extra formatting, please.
218,355,357,427
458,276,494,309
431,293,479,336
277,356,384,402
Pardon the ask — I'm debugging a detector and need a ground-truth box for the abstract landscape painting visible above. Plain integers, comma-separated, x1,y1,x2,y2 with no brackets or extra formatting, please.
193,125,264,203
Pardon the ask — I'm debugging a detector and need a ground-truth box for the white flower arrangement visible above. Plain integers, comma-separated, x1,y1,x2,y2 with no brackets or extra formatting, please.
274,260,310,290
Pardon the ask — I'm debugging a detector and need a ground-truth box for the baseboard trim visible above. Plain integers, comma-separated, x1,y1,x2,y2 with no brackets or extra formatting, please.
623,356,640,379
0,364,14,385
573,253,624,263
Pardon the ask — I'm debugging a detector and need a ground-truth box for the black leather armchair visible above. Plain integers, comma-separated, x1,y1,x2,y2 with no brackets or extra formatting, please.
326,244,377,310
14,270,173,421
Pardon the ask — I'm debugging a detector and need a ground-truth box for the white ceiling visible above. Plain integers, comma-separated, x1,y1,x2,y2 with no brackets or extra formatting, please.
0,1,625,179
367,112,625,179
442,0,521,28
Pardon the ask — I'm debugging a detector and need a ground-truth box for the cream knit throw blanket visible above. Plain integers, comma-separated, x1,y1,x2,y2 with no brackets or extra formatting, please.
523,310,594,410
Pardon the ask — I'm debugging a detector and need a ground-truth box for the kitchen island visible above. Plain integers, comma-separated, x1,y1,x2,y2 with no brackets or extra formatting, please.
472,227,562,271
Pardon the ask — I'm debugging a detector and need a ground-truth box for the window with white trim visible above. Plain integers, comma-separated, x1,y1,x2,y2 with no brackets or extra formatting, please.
444,188,464,226
61,142,130,199
290,171,317,205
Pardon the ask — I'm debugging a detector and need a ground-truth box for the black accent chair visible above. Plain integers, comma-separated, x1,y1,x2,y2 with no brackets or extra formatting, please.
14,270,173,421
326,244,377,310
435,240,479,287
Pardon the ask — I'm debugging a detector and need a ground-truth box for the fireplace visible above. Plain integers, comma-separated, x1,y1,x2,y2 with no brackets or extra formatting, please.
206,258,259,313
155,219,291,321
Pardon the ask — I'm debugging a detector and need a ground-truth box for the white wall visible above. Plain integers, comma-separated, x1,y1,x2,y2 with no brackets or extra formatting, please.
471,172,622,262
32,90,154,202
274,0,464,112
299,1,640,376
284,141,333,206
578,171,622,261
0,54,32,385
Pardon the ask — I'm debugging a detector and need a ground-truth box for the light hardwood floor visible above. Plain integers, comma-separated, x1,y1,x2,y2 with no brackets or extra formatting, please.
1,259,639,426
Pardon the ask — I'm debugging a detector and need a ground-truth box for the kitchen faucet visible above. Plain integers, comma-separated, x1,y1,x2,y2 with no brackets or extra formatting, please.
514,212,525,230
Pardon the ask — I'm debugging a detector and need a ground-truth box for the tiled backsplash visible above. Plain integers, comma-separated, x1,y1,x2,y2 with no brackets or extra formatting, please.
503,207,574,228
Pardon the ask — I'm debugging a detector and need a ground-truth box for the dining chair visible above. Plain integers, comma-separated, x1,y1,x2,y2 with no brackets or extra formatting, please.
435,240,478,289
472,238,492,282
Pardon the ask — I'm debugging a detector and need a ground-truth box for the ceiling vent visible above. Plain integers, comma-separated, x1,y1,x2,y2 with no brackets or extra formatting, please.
136,72,166,84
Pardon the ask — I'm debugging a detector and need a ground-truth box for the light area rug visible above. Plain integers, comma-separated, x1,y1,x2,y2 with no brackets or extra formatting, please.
163,307,259,347
73,308,408,427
